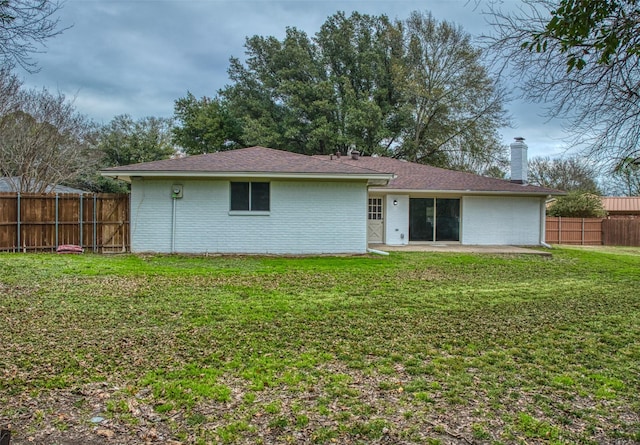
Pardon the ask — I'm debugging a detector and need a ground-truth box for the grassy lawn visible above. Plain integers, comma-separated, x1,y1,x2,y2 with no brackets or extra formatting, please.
1,247,639,444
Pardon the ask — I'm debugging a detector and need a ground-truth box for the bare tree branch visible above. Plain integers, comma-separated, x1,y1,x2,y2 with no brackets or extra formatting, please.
0,0,66,72
0,70,98,192
482,0,640,176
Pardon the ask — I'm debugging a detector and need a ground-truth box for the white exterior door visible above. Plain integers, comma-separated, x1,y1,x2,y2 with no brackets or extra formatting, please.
367,197,384,243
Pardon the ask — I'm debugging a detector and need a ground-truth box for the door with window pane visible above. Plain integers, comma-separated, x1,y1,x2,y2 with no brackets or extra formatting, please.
367,197,384,243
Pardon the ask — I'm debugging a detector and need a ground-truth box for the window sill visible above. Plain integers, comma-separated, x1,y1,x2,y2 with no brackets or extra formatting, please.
228,211,271,216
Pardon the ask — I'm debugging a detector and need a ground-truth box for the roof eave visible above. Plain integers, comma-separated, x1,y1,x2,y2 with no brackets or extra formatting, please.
368,187,565,196
100,170,393,184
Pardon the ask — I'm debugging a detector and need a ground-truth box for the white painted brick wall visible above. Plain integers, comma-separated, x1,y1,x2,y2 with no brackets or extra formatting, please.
130,178,368,254
461,196,543,245
130,177,174,252
385,194,409,245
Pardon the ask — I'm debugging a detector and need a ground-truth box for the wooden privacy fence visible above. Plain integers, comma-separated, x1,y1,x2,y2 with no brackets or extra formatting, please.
545,217,603,245
546,216,640,246
0,193,129,253
602,218,640,246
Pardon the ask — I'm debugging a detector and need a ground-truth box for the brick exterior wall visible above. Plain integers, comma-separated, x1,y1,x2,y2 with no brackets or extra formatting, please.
384,194,409,245
130,178,368,254
461,196,544,245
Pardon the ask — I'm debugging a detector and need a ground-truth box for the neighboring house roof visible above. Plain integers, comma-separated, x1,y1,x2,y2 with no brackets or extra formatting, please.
101,146,394,184
601,196,640,214
0,177,87,194
315,155,563,196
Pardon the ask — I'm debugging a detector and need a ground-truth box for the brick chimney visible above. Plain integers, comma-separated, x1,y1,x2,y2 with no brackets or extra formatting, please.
510,137,528,184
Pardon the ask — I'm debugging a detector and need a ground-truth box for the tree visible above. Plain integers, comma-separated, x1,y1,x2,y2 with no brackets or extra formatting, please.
0,67,20,114
483,164,508,179
172,92,244,155
223,12,403,155
99,114,175,167
213,11,508,171
484,0,640,174
70,114,176,193
0,72,97,192
393,12,509,170
528,155,601,192
314,12,406,155
605,157,640,195
0,0,65,71
547,191,607,217
525,0,640,72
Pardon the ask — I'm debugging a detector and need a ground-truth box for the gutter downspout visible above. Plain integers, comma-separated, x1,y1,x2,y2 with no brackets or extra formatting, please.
540,197,552,248
367,248,390,256
171,196,177,253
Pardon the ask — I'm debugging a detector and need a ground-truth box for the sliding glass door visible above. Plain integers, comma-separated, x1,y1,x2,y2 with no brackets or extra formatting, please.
409,198,435,241
409,198,460,242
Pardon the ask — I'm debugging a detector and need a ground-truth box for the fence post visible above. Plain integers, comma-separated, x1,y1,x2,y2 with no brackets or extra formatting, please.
79,194,83,249
55,193,59,249
582,218,585,245
558,216,562,244
93,194,97,252
16,193,21,252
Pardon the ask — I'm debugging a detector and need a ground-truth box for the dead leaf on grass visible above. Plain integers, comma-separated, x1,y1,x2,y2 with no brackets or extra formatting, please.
96,428,115,439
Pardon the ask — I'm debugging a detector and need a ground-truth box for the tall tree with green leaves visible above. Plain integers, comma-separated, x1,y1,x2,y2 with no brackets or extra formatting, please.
99,114,175,167
223,13,405,156
315,12,406,155
224,27,332,154
72,114,175,193
179,11,508,171
172,92,244,155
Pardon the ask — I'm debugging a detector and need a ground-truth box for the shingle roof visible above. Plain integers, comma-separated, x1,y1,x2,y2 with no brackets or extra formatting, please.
102,146,562,195
102,146,390,176
601,197,640,214
316,155,563,195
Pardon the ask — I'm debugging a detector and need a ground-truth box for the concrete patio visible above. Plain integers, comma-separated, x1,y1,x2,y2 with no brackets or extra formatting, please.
368,244,553,256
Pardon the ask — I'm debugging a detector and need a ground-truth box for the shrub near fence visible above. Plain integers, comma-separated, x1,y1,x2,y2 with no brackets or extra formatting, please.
0,193,129,253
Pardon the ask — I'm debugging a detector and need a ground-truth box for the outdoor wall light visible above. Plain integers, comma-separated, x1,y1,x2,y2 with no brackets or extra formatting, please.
393,199,398,206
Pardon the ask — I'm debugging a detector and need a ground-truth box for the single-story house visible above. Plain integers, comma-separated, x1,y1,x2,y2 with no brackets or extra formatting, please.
101,140,562,254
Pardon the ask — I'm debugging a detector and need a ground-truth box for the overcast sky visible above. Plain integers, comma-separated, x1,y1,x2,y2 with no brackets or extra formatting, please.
18,0,569,158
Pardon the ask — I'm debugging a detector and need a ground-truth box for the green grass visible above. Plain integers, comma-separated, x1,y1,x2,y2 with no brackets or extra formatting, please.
1,246,639,444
